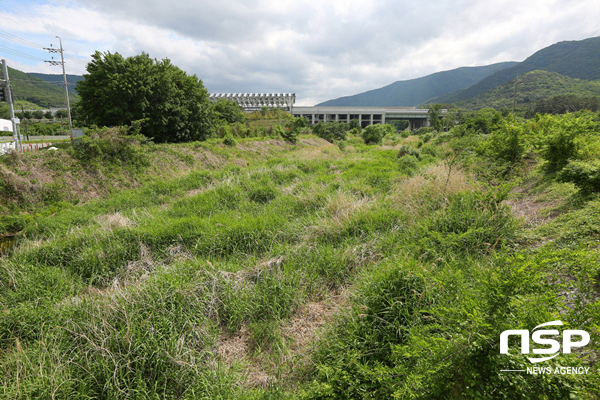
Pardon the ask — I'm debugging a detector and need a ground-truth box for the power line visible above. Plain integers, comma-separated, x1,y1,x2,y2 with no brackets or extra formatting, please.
0,44,48,62
0,29,44,49
65,55,88,66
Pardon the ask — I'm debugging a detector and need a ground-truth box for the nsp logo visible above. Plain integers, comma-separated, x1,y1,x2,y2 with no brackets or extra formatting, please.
500,320,590,363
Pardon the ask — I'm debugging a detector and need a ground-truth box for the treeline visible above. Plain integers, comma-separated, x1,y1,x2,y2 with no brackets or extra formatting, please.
526,94,600,116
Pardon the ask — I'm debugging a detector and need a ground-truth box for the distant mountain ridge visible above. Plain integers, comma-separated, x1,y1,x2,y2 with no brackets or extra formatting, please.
27,73,84,94
316,62,518,107
4,67,78,108
452,70,600,110
426,36,600,105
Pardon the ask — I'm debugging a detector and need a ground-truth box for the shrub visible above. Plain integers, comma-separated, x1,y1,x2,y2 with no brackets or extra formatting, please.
72,123,150,166
397,144,421,160
422,132,434,143
360,124,385,144
485,121,527,164
397,156,419,176
222,134,236,146
558,160,600,194
311,122,347,143
541,127,578,173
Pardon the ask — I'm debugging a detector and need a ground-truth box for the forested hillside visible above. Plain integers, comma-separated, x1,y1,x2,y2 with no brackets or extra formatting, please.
28,72,83,94
451,70,600,110
3,66,78,108
430,36,600,105
316,62,517,107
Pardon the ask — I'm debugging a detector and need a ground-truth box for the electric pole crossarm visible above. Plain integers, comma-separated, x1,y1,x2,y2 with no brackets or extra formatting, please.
44,37,73,130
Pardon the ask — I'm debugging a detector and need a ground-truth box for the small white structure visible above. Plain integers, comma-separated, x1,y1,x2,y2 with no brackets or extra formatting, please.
0,118,12,132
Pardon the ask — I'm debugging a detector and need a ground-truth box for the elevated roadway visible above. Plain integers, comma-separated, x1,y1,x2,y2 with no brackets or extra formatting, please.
292,106,433,130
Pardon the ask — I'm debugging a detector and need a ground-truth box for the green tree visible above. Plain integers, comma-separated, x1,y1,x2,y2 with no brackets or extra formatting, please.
44,111,53,119
76,51,214,143
55,109,67,119
427,104,443,131
361,124,386,144
32,110,44,119
213,98,245,124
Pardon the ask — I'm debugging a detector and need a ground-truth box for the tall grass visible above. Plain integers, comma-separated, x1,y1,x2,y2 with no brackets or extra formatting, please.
1,132,598,399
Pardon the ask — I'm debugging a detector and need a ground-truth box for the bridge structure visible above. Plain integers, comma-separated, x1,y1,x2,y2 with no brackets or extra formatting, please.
291,106,434,130
209,93,296,112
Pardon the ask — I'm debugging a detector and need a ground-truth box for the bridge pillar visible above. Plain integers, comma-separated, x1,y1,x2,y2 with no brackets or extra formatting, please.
370,114,373,125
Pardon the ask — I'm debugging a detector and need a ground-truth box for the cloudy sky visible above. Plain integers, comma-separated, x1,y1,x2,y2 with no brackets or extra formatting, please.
1,0,599,105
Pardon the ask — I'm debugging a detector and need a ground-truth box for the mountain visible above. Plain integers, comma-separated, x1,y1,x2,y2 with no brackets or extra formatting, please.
27,73,84,94
316,62,518,107
2,67,78,108
428,36,600,105
451,70,600,110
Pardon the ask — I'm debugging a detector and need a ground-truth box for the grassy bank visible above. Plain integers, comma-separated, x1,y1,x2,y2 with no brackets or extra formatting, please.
0,117,599,398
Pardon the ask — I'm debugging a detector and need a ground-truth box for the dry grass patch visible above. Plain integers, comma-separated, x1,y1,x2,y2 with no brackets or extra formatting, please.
505,195,561,228
391,163,473,217
95,212,134,231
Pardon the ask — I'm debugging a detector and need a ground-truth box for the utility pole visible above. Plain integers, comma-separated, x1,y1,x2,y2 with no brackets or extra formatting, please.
512,74,519,114
1,59,22,151
44,37,72,130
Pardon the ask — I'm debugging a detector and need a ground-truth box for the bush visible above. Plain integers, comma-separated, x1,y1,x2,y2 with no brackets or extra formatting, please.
558,160,600,194
485,121,527,164
397,156,419,176
360,124,385,144
311,122,347,143
422,132,434,143
72,123,150,166
541,130,578,173
396,144,421,160
222,134,236,146
282,117,307,143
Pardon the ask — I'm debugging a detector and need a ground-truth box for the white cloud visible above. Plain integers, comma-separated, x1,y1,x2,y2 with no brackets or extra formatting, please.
1,0,599,105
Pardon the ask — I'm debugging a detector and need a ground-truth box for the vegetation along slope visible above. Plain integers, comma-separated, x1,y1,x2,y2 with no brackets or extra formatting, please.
452,70,600,111
3,66,78,109
1,108,600,399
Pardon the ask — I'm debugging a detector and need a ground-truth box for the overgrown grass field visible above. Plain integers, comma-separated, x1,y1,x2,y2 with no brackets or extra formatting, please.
1,115,599,398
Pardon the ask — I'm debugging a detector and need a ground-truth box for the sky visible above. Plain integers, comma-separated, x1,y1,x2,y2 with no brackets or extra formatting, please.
1,0,599,106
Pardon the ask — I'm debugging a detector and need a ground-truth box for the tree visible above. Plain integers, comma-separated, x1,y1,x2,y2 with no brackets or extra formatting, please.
427,104,443,131
55,109,67,119
213,98,245,123
32,110,44,119
76,51,214,143
44,111,54,119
